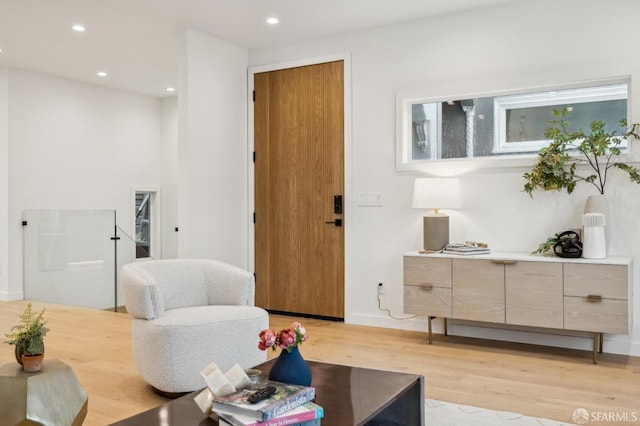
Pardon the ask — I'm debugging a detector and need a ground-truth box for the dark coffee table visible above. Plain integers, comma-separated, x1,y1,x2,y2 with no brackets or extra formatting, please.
111,358,424,425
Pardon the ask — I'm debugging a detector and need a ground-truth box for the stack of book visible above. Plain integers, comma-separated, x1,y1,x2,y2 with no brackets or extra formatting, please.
210,380,323,426
442,242,490,255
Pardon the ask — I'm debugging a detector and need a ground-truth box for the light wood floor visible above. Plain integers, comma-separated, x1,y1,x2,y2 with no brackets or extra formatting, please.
1,300,638,425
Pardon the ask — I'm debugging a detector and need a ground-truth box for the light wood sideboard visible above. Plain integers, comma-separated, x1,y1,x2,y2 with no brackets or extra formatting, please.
403,252,632,363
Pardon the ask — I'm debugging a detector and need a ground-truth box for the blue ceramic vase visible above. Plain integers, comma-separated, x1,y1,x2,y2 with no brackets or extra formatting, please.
268,346,312,386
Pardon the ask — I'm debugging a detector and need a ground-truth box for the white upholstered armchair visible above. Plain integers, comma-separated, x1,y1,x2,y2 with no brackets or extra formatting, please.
120,259,268,395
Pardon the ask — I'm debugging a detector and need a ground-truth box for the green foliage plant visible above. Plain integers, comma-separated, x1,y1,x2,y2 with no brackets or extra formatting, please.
531,232,561,256
523,108,640,196
4,303,50,355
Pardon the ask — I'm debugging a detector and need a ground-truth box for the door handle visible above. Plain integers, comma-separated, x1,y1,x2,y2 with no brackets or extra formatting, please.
491,260,517,265
325,218,343,227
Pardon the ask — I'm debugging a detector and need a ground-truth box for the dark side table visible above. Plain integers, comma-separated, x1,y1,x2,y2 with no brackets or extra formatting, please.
0,358,88,425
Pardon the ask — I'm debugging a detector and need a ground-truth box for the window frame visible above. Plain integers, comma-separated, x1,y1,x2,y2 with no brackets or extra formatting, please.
395,78,634,175
492,83,629,154
131,186,161,260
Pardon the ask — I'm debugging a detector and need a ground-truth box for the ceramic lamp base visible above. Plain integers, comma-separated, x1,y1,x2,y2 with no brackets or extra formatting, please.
423,214,449,251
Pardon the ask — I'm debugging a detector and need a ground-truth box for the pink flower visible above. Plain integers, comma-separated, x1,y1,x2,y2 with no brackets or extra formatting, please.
277,328,296,349
258,322,309,351
292,322,308,342
258,328,276,350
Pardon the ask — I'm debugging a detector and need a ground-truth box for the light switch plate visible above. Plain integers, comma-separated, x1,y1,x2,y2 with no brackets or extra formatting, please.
357,192,383,206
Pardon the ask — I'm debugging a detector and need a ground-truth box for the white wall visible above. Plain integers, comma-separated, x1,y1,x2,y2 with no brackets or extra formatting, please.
161,97,179,259
177,29,249,268
249,0,640,355
0,68,9,297
4,68,163,299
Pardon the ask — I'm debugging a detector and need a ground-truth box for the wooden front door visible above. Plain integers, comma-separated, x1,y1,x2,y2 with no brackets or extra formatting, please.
254,61,344,319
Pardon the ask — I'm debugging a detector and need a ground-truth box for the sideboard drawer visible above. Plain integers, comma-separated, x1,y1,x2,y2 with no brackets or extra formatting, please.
404,284,452,317
564,296,628,334
564,263,627,300
404,256,452,287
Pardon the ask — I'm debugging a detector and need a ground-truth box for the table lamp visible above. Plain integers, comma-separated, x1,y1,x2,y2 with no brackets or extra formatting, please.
412,178,461,251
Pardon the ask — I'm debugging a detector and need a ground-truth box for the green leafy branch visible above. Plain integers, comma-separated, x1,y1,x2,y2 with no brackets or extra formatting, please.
523,108,640,196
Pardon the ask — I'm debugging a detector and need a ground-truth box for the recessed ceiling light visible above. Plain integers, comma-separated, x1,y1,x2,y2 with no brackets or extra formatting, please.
0,48,3,53
97,71,107,77
266,17,279,25
72,24,86,32
165,87,175,92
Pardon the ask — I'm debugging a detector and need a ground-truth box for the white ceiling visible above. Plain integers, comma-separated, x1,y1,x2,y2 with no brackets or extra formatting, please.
0,0,523,98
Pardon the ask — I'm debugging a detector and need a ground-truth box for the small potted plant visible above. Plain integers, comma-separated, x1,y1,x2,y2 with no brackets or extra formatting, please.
4,303,50,372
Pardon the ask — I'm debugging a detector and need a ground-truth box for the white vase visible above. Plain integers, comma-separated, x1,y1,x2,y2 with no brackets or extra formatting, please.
582,213,606,259
583,194,609,252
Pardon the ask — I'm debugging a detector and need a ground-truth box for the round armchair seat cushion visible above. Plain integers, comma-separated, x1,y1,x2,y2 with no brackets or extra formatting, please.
132,305,268,393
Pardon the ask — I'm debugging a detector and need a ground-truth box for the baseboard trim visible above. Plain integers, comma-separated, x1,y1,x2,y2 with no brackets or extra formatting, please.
267,309,343,322
0,291,24,301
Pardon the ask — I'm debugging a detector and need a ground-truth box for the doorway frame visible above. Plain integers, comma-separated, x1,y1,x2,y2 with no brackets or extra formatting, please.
247,53,353,322
130,185,162,261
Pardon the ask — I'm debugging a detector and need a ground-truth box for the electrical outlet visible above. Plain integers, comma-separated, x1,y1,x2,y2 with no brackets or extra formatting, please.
377,282,385,294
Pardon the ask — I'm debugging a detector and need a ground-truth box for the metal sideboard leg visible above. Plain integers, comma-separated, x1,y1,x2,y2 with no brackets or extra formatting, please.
599,332,603,353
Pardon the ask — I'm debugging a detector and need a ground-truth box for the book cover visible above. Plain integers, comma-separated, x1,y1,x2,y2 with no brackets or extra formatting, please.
442,249,490,256
217,416,320,426
444,244,490,252
214,401,324,426
211,380,316,422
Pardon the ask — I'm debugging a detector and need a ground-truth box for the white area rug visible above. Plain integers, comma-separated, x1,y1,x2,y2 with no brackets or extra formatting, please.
425,399,575,425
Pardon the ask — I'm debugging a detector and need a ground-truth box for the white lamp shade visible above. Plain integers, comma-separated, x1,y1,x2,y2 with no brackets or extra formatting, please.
412,178,461,210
